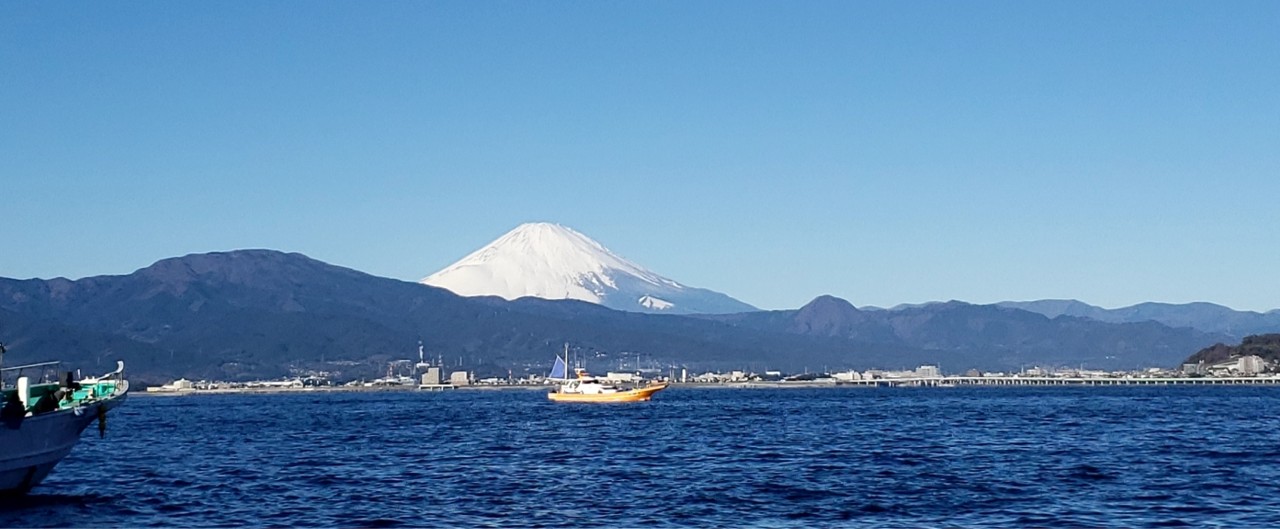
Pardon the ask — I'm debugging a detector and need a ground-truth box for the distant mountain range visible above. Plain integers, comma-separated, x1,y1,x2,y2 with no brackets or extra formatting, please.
0,251,903,384
421,223,757,315
418,222,1277,340
0,250,1257,384
704,296,1229,372
995,300,1280,339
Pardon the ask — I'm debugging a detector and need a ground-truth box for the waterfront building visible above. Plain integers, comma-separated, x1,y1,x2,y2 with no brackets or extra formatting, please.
915,365,942,378
421,367,443,385
145,378,195,393
449,371,471,386
1206,356,1270,377
832,370,862,381
604,372,638,383
1238,355,1267,376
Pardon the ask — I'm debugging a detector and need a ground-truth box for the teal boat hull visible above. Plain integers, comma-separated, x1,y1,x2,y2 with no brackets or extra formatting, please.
0,384,127,495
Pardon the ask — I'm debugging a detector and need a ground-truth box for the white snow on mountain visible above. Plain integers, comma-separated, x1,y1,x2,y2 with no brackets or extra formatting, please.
420,222,756,314
638,295,674,311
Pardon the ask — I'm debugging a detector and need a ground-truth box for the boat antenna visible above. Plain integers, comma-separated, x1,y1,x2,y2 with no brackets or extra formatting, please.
418,340,424,364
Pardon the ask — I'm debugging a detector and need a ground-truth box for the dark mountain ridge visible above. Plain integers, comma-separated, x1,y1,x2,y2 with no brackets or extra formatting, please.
705,296,1230,371
0,250,1233,383
997,299,1280,338
0,251,909,383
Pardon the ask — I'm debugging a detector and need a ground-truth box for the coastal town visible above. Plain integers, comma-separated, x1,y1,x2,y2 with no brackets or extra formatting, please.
144,352,1280,394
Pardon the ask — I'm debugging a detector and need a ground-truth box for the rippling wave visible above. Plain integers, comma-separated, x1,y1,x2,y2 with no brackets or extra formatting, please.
4,386,1280,527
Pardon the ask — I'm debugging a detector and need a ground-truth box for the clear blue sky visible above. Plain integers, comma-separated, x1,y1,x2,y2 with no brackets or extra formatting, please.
3,1,1278,311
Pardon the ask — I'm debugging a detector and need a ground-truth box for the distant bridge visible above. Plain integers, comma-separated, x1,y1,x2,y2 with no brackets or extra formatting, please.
836,376,1280,387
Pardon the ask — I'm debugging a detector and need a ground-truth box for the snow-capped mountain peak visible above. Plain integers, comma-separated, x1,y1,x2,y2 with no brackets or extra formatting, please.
420,222,755,314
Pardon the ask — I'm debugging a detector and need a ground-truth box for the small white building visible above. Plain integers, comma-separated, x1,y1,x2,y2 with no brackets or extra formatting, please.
915,365,942,378
421,367,443,385
146,378,196,393
449,371,471,386
604,372,639,383
832,370,862,381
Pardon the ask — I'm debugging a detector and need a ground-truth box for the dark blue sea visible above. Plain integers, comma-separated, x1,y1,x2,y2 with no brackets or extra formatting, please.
5,386,1280,527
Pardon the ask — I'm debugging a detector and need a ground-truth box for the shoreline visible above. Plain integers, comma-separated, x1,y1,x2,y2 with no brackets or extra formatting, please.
133,377,1280,397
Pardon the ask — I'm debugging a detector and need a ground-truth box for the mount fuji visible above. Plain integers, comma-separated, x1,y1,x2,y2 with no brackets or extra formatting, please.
420,223,757,314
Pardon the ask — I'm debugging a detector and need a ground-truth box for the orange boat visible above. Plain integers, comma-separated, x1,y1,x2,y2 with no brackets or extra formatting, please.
546,355,667,402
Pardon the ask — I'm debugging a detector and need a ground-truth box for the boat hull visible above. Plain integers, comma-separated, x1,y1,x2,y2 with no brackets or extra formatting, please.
0,389,127,495
547,383,668,403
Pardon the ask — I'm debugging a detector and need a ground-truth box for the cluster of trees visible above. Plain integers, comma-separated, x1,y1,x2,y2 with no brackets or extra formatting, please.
1185,334,1280,365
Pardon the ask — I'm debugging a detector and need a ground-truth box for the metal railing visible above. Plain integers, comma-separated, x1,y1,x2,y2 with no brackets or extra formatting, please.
82,361,127,396
0,361,65,390
0,360,125,395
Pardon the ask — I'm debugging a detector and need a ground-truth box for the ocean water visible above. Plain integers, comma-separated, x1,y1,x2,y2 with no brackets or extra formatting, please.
5,386,1280,527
